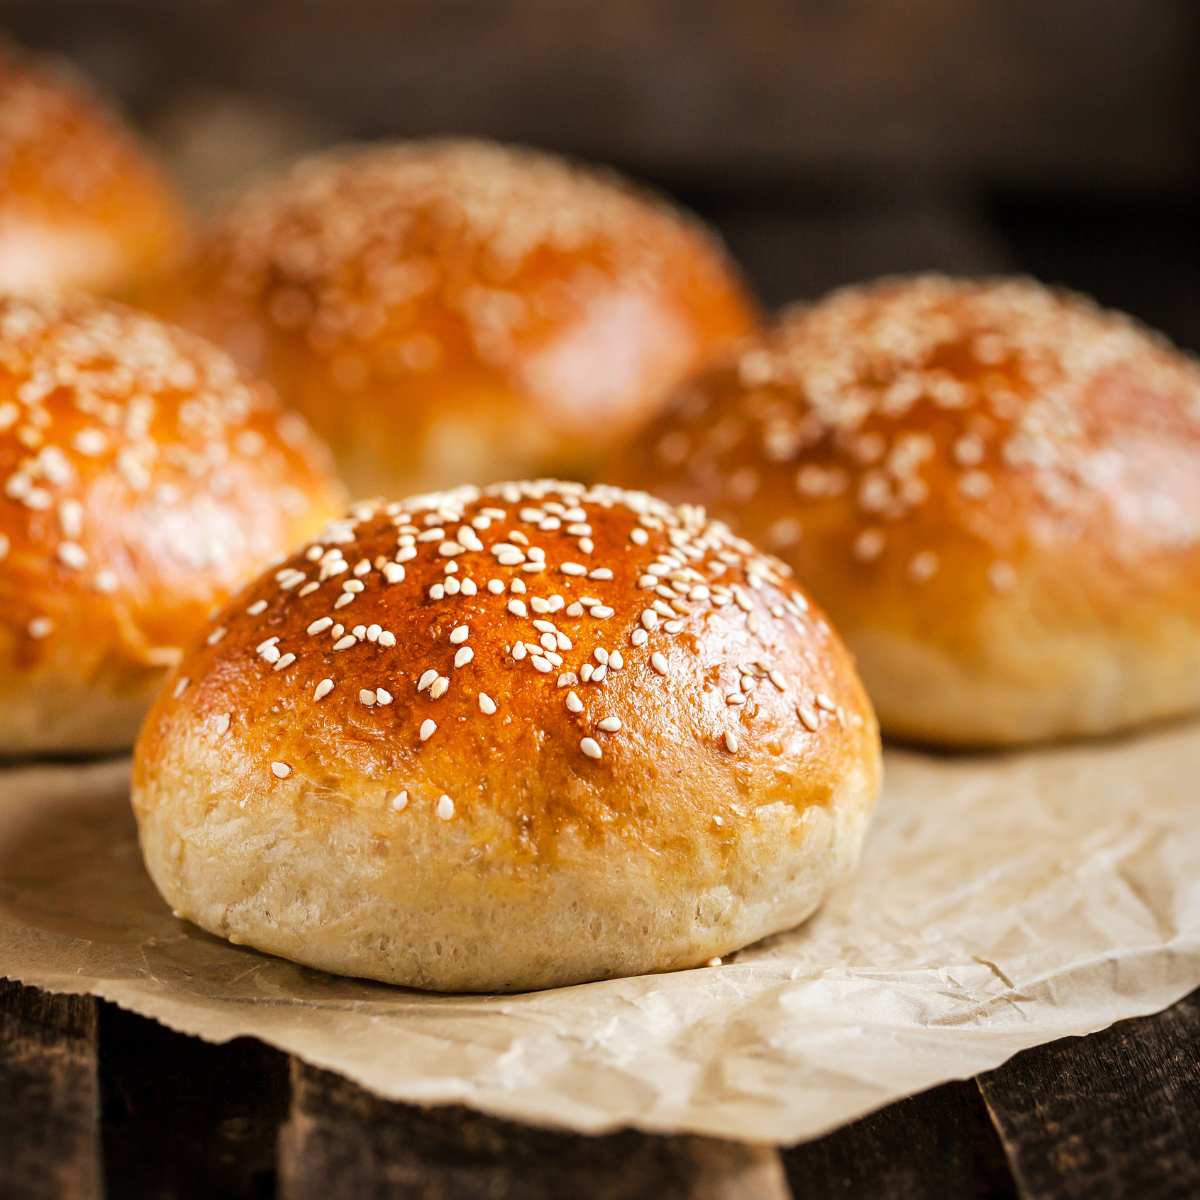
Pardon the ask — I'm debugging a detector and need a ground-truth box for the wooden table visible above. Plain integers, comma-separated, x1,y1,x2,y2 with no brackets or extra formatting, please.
1,979,1196,1199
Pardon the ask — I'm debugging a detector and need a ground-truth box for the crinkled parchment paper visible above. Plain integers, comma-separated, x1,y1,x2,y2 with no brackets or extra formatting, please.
1,724,1197,1144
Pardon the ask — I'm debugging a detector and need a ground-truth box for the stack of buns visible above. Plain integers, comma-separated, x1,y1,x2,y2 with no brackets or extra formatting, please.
6,43,1196,993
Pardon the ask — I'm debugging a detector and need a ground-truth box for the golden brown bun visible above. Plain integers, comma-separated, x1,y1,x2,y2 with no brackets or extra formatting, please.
0,295,345,755
132,481,880,992
610,275,1200,746
148,140,757,497
0,43,188,298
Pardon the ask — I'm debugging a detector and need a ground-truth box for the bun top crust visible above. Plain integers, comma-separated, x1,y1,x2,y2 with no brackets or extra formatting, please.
0,295,343,673
135,481,878,861
151,140,755,490
617,274,1200,624
0,44,186,296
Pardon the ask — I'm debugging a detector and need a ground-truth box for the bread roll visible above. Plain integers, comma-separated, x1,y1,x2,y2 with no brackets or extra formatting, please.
0,295,344,755
132,480,879,992
0,43,186,297
611,274,1200,745
149,140,756,496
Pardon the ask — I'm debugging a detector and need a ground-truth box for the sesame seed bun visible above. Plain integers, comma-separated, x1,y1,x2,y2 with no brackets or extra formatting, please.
0,295,345,756
147,140,757,497
610,274,1200,746
131,481,879,992
0,43,187,298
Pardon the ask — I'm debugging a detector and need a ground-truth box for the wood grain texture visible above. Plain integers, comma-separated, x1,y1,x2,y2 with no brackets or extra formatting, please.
783,1080,1016,1200
279,1059,788,1200
98,1000,289,1200
978,988,1200,1200
0,981,101,1200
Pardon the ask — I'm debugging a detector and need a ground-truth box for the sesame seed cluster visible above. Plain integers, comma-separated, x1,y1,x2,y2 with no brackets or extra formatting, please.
0,295,332,648
171,480,862,818
650,275,1200,588
183,140,730,377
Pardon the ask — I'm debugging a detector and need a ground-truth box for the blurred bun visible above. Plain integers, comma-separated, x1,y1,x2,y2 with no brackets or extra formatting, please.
0,295,344,755
132,480,879,992
611,275,1200,745
150,140,756,496
0,43,187,297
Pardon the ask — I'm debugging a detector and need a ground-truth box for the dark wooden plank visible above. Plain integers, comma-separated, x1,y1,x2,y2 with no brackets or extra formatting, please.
977,988,1200,1200
0,980,101,1200
98,1000,289,1200
715,196,1015,310
279,1059,787,1200
2,0,1198,190
782,1079,1016,1200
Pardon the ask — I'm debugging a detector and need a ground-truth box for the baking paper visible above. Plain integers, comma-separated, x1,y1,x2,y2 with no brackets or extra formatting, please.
1,724,1197,1144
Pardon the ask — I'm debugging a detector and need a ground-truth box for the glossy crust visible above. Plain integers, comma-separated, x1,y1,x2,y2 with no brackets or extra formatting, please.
0,295,345,755
611,274,1200,745
148,140,757,496
0,43,187,298
132,481,880,992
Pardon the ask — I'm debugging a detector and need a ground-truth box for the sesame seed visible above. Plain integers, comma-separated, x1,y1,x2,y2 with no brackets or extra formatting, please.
274,652,296,671
454,646,474,668
561,562,586,576
798,704,820,731
429,675,450,699
417,669,438,692
723,731,738,753
213,713,231,735
566,690,584,713
478,692,497,714
436,794,455,820
650,651,669,676
247,600,268,615
271,762,291,779
359,689,376,706
332,634,357,651
173,677,189,698
597,716,622,732
391,791,408,812
449,624,470,643
419,719,437,741
27,617,53,639
314,678,334,701
580,737,603,760
206,627,227,646
376,688,393,705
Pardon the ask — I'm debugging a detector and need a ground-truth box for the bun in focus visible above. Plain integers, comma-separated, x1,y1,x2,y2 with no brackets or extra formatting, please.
611,275,1200,745
0,295,344,755
149,140,756,496
133,480,879,992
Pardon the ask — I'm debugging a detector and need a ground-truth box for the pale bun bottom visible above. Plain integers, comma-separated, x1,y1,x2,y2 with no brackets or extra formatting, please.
134,765,876,993
0,666,165,757
854,615,1200,746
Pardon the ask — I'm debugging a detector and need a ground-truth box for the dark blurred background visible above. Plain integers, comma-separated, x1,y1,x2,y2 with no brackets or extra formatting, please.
4,1,1199,346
